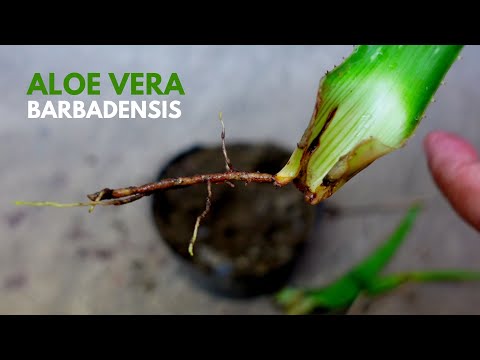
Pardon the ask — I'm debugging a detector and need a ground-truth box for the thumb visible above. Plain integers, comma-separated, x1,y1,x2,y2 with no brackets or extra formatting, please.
424,131,480,232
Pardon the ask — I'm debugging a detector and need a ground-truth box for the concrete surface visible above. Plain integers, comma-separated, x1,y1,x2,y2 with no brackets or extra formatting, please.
0,45,479,314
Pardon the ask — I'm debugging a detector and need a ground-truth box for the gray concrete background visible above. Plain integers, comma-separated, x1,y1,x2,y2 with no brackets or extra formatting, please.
0,45,478,314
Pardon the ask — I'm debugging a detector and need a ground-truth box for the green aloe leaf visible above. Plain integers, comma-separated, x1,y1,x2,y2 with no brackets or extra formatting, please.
275,45,464,204
350,204,421,284
367,270,480,295
276,204,421,314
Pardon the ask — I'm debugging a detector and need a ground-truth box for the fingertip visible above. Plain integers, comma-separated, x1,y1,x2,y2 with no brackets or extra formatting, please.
424,131,478,168
423,130,480,232
423,130,448,154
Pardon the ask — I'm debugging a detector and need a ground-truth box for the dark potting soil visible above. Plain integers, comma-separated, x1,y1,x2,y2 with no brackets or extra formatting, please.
151,144,316,297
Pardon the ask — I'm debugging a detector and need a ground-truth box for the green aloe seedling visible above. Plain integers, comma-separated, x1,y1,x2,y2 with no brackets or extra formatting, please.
276,204,480,315
275,45,463,204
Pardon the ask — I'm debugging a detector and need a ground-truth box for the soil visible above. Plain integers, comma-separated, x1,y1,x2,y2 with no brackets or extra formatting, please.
151,143,316,298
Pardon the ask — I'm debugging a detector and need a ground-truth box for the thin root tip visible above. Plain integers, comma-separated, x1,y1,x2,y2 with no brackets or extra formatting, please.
14,201,43,207
188,244,194,257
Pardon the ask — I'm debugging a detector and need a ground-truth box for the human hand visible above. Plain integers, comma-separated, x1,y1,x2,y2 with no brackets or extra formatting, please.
424,131,480,232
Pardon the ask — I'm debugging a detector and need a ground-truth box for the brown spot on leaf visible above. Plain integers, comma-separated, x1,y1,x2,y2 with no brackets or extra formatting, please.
305,106,338,156
323,106,338,133
293,105,339,204
303,190,319,205
297,90,324,149
306,132,322,155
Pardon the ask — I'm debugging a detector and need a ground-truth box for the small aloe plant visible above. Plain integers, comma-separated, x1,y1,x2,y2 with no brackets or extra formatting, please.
275,204,480,315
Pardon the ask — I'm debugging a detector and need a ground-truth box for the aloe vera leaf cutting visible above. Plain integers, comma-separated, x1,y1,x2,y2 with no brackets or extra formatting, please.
16,45,464,255
275,45,463,204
